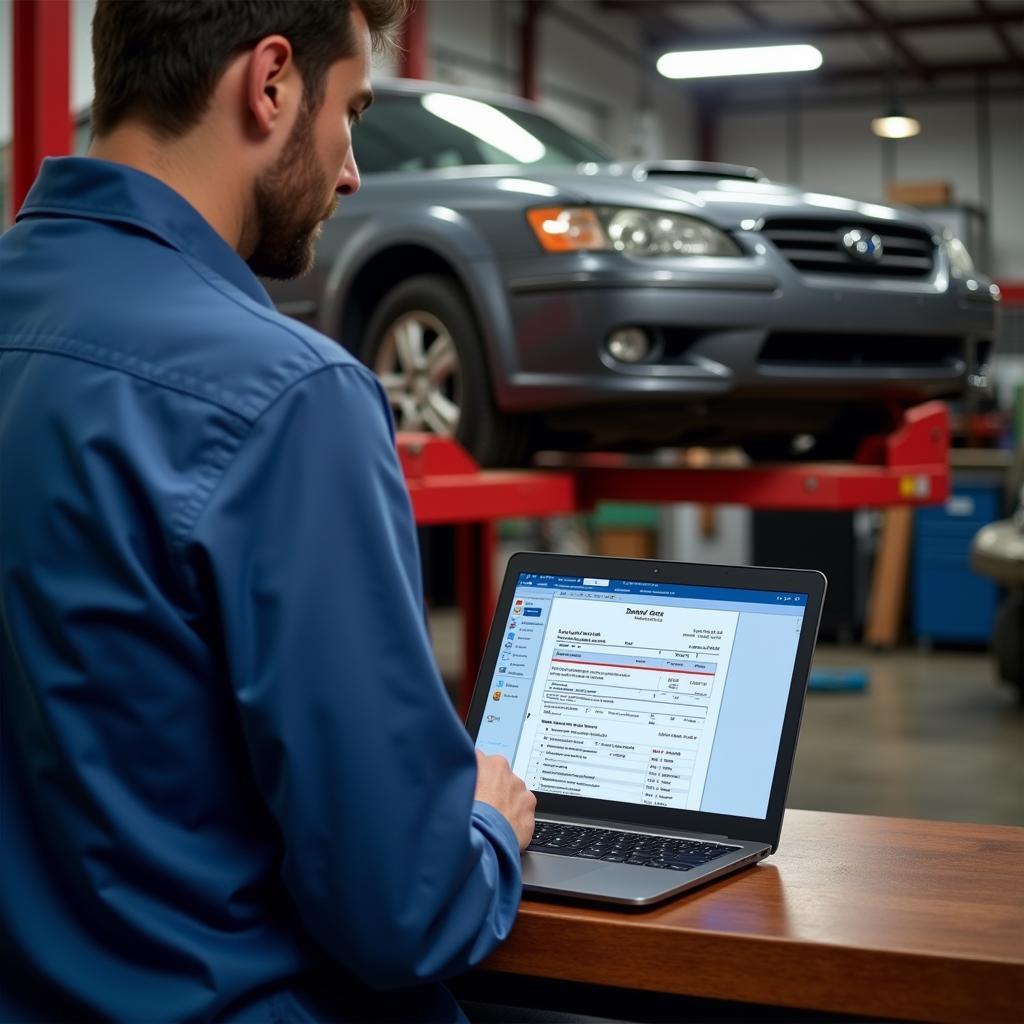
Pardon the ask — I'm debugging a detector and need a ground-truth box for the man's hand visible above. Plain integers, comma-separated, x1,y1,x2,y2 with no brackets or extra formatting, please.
474,750,537,851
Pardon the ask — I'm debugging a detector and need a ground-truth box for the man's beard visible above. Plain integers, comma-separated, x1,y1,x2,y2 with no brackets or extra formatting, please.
247,105,338,280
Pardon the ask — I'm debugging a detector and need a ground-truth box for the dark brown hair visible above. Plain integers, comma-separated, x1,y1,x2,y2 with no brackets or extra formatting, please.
91,0,410,138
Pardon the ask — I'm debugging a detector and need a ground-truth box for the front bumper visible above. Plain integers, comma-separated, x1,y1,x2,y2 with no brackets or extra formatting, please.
492,245,997,414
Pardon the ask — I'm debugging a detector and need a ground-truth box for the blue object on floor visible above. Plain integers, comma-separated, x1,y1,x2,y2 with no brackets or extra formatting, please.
809,669,869,692
913,478,1001,644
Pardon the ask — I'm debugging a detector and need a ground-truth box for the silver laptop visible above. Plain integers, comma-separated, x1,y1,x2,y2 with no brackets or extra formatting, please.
467,552,826,907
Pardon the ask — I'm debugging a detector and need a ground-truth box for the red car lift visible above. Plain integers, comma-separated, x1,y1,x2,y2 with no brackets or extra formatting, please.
572,401,950,510
400,402,951,712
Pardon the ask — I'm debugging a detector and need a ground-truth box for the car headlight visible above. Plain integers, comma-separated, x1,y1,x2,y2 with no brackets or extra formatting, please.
942,232,975,278
527,206,739,257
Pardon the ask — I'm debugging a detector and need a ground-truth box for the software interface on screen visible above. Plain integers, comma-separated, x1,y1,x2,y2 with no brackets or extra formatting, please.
475,572,808,821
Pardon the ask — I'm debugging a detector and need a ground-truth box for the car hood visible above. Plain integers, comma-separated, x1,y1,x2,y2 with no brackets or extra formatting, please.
367,161,936,234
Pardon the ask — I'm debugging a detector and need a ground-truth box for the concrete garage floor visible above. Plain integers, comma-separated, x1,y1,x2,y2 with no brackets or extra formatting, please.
429,611,1024,828
792,645,1024,827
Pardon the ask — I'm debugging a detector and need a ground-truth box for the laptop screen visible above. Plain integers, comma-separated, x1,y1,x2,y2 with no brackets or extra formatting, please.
474,571,808,821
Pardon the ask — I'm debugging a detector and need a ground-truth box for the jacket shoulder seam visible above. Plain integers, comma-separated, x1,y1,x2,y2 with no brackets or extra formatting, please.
0,333,258,419
174,251,340,369
173,362,384,550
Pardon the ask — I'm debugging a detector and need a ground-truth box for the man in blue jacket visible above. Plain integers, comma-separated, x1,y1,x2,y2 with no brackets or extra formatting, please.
0,2,535,1019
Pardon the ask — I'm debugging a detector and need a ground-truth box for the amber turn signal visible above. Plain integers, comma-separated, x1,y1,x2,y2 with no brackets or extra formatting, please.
526,207,608,252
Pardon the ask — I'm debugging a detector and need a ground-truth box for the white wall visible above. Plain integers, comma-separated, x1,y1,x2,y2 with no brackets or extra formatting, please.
801,106,888,204
424,0,695,160
719,110,787,182
990,98,1024,280
70,0,96,119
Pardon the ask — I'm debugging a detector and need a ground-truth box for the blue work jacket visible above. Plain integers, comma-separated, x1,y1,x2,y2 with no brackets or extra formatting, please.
0,158,521,1022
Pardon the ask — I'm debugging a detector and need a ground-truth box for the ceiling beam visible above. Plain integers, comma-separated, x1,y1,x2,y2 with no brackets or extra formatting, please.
543,1,655,74
769,58,1022,86
675,60,1022,104
591,0,691,54
730,1,771,29
598,2,1024,40
591,1,1024,89
976,0,1024,69
634,13,697,54
850,0,932,82
716,80,1024,112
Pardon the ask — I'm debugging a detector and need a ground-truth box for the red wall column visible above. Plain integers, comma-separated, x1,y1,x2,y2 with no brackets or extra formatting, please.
11,0,72,217
399,0,429,80
696,95,718,163
520,1,543,101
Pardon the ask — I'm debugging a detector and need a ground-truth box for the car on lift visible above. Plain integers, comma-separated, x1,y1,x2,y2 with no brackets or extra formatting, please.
266,78,999,466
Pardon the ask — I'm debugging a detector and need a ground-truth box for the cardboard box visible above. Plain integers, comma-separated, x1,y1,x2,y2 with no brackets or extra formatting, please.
594,527,657,559
886,181,954,207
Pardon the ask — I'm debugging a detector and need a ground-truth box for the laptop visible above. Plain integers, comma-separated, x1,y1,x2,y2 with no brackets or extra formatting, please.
466,552,826,907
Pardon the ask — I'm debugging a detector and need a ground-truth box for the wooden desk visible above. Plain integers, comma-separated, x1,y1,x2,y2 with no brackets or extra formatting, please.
482,810,1024,1023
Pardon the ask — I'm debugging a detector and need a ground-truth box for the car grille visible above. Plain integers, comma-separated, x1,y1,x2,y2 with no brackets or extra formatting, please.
761,218,936,278
759,332,963,368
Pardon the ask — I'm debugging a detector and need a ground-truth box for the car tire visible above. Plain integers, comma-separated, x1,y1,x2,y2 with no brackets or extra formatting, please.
362,274,531,467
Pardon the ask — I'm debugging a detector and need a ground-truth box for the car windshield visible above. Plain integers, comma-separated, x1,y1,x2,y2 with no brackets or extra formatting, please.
354,90,612,173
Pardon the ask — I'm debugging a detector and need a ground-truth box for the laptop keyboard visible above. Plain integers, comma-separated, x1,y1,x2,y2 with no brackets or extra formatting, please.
528,821,741,871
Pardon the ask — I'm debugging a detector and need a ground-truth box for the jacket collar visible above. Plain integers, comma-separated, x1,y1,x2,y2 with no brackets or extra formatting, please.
17,157,274,309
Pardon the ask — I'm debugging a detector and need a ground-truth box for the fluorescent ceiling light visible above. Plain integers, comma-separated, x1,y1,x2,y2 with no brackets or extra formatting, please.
421,93,547,162
657,44,822,80
871,114,921,139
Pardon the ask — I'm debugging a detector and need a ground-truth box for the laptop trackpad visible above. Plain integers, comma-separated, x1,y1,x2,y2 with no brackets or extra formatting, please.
522,854,605,889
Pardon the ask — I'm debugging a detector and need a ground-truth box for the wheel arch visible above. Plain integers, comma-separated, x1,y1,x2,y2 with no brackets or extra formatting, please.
338,245,467,360
320,226,518,409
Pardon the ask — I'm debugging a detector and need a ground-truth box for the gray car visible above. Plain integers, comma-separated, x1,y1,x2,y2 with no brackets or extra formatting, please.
267,79,999,466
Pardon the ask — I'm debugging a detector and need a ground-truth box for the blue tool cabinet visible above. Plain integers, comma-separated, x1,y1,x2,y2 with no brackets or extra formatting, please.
913,477,1001,644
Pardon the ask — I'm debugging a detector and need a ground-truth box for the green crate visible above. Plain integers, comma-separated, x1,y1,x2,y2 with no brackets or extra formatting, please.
590,503,661,530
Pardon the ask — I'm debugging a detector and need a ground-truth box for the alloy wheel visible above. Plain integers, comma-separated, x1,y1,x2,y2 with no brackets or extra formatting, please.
373,311,462,435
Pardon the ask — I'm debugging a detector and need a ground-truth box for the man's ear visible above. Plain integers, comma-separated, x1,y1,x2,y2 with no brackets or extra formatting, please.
247,35,297,136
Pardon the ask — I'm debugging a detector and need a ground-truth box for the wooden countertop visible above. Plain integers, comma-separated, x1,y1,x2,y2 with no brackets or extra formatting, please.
483,809,1024,1023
